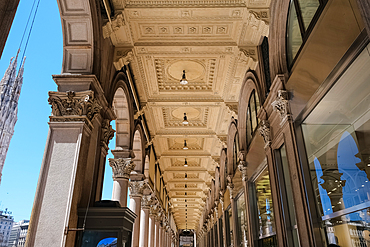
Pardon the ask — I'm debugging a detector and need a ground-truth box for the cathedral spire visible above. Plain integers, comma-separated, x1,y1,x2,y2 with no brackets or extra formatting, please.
0,50,25,185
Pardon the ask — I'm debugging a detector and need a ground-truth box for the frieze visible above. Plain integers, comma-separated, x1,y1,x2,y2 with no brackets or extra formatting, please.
48,91,102,122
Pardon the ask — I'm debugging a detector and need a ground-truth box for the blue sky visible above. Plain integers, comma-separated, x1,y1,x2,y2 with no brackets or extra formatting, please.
0,0,113,222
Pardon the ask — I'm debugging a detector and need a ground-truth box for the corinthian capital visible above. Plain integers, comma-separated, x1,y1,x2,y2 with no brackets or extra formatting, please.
129,180,146,197
141,195,152,208
109,158,135,179
48,90,102,122
271,90,290,122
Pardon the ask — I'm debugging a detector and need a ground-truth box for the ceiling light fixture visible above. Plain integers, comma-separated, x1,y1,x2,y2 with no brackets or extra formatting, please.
180,70,188,85
184,158,188,167
182,113,189,125
183,140,188,150
185,173,188,179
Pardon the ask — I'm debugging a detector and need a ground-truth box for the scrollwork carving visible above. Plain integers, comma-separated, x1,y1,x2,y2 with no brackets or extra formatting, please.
129,180,146,197
238,161,248,181
101,119,115,147
103,12,125,39
271,90,290,122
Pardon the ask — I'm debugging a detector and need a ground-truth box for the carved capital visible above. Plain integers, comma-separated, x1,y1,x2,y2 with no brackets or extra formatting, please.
129,180,146,197
103,12,125,39
48,91,102,122
141,195,152,209
109,158,135,179
101,119,115,148
114,51,134,70
271,90,290,122
238,161,248,181
258,120,271,149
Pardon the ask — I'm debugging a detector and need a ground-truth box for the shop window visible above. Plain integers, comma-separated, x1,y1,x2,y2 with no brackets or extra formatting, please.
253,168,276,245
301,44,370,246
225,206,234,247
286,0,326,67
275,145,300,246
236,193,248,247
219,217,224,246
233,133,240,173
246,90,260,146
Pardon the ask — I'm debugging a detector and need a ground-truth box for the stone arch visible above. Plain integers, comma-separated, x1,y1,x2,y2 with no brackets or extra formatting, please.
132,123,146,174
226,118,238,176
269,0,291,81
238,71,263,153
108,72,135,154
57,0,101,74
219,148,227,192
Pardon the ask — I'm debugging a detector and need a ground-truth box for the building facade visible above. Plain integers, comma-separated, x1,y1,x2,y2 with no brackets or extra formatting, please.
0,210,14,247
24,0,370,247
8,220,29,247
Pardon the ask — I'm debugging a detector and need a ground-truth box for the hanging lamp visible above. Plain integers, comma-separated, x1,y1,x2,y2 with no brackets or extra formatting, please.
180,70,188,85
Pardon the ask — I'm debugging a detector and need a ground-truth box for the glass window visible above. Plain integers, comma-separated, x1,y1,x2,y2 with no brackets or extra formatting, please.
225,207,234,247
233,134,240,173
247,90,261,146
302,44,370,245
236,193,248,247
219,217,224,246
286,0,325,67
276,145,300,246
255,169,276,240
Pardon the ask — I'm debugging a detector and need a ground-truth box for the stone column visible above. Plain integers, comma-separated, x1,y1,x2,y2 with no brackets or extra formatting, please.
220,193,227,247
129,181,145,247
27,88,104,247
139,195,151,247
154,216,161,247
148,204,156,247
158,223,163,247
109,158,135,207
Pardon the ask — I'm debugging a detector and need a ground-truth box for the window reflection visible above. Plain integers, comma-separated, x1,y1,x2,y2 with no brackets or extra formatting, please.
236,193,248,247
255,169,276,239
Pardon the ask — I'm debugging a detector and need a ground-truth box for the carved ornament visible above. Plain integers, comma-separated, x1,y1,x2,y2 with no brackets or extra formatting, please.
238,161,248,181
109,158,135,179
141,195,152,208
101,119,115,147
48,91,102,122
129,180,146,197
226,176,234,200
103,12,125,39
271,90,290,122
114,51,134,71
258,120,271,149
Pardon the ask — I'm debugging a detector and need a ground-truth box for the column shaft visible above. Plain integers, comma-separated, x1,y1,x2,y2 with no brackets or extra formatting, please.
112,178,129,206
130,196,142,247
154,221,160,247
148,215,155,247
139,207,150,247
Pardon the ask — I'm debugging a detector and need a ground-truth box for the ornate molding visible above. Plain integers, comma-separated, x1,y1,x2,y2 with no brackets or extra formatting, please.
101,119,115,148
114,51,134,70
271,90,290,122
258,120,271,149
109,158,135,179
48,91,102,122
129,180,146,197
103,12,125,39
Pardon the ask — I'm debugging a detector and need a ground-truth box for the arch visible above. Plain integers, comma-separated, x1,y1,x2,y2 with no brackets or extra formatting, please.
220,148,227,191
226,118,238,176
57,0,101,74
269,0,291,81
132,123,146,174
109,72,135,153
238,71,263,153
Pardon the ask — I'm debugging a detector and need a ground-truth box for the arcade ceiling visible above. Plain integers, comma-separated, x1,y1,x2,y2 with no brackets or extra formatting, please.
104,0,270,230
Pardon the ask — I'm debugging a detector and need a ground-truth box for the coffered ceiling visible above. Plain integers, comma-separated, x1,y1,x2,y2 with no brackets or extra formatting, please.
105,0,270,230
